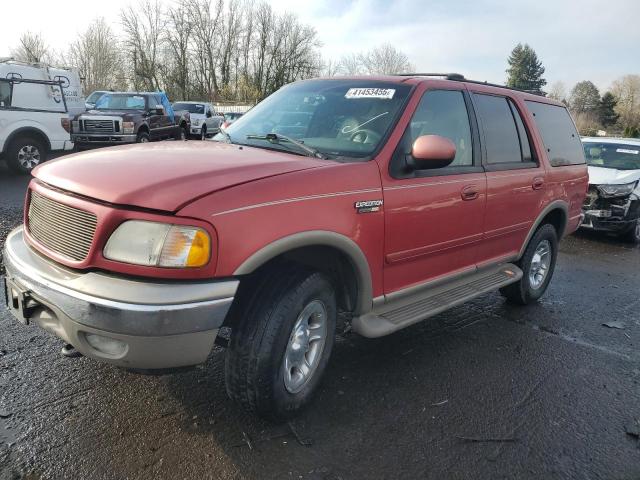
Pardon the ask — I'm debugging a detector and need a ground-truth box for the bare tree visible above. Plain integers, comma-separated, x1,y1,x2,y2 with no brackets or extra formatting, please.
337,53,363,75
185,0,224,100
121,0,166,91
336,44,413,76
10,32,51,64
548,81,567,103
359,44,413,75
611,74,640,130
67,18,125,93
165,1,193,99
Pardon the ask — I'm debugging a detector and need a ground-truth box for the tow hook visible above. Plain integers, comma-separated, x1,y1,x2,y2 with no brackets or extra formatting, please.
61,344,83,358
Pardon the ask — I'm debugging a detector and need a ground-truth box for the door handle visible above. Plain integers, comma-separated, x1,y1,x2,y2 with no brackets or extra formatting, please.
532,177,545,190
461,185,479,201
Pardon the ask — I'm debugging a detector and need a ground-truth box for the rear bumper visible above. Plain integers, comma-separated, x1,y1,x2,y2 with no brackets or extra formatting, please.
3,227,238,369
72,133,137,145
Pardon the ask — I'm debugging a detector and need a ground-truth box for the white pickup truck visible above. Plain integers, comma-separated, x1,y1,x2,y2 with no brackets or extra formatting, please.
0,61,81,174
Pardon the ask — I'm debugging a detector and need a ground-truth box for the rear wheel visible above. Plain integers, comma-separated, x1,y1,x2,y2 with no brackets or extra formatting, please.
225,265,336,422
6,136,47,174
620,219,640,244
500,224,558,305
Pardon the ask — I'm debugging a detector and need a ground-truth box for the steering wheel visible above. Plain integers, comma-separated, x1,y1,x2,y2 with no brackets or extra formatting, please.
349,129,381,144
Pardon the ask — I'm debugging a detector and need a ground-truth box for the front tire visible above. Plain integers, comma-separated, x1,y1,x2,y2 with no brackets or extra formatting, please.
200,126,207,140
6,136,47,174
136,131,150,143
500,224,558,305
620,219,640,244
225,266,337,422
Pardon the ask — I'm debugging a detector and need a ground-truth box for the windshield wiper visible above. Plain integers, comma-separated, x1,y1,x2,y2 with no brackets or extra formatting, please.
246,133,326,159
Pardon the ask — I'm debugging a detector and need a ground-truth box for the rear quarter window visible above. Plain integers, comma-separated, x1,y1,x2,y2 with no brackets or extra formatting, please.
525,101,585,166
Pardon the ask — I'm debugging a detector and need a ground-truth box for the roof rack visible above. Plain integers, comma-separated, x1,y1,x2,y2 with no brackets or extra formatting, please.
395,72,546,96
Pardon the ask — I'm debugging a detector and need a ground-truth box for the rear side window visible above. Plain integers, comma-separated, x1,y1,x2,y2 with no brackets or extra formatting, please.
525,101,585,166
473,94,524,165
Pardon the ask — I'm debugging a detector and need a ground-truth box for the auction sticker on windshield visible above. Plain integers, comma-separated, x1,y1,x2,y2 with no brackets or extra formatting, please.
345,88,395,99
617,148,639,155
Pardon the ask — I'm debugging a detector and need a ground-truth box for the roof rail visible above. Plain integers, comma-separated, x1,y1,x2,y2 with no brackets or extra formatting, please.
396,73,466,81
396,72,546,96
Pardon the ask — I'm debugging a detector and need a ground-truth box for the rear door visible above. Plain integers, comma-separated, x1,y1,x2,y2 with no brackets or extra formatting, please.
382,87,486,294
470,91,547,266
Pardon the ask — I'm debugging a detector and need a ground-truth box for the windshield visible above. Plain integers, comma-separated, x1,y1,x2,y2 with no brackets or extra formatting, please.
96,94,147,110
174,102,205,114
583,142,640,170
218,79,412,158
86,91,106,103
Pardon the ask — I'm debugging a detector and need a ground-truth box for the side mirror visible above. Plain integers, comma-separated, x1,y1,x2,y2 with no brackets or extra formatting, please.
206,110,212,118
153,104,164,115
410,135,456,169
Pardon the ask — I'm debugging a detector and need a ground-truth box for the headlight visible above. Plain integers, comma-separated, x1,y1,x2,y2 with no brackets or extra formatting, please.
122,121,135,134
103,220,211,268
193,119,201,126
597,182,637,197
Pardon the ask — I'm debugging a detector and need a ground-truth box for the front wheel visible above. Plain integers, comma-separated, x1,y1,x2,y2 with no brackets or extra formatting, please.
225,266,336,421
500,223,558,305
136,131,150,143
200,125,207,140
620,219,640,244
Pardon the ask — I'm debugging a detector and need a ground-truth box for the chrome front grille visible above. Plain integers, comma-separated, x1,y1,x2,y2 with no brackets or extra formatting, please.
27,190,98,261
82,119,116,134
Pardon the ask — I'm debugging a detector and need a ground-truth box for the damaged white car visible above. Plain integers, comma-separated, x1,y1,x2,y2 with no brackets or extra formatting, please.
581,137,640,243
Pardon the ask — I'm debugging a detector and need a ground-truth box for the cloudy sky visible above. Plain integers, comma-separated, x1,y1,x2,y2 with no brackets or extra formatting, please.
1,0,638,92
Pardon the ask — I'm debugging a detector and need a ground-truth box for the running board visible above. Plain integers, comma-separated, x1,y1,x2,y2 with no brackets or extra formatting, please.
352,264,522,338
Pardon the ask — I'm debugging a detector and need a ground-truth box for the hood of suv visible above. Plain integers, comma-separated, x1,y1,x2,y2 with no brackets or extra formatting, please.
588,165,640,185
33,142,329,212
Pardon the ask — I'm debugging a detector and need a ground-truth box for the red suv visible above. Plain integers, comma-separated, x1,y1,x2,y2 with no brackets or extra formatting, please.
3,75,588,420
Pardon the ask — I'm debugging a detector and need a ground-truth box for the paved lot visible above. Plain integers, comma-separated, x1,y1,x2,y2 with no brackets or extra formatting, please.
1,160,639,480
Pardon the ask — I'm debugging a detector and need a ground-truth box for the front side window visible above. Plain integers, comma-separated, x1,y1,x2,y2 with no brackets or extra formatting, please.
0,81,12,108
96,94,147,110
218,79,412,159
525,101,585,166
390,89,474,177
583,142,640,171
473,94,523,165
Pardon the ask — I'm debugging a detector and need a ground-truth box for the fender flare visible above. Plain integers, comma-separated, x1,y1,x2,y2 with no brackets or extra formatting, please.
3,126,52,154
518,200,569,259
233,230,374,315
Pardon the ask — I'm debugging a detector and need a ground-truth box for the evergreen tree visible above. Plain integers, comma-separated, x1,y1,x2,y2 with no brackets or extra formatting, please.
569,81,601,115
598,92,619,128
506,43,547,92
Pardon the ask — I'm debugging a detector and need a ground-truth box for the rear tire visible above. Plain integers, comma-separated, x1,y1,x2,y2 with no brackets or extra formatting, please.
225,265,336,422
620,219,640,244
6,136,47,174
500,224,558,305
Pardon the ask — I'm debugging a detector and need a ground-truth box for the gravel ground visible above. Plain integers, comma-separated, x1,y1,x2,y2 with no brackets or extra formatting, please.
1,164,640,480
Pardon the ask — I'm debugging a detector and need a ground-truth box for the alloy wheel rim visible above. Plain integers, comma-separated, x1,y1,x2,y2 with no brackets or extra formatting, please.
635,220,640,241
283,300,328,394
529,239,551,289
17,145,41,169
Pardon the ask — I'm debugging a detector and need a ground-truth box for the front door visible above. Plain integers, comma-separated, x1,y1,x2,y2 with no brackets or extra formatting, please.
381,88,487,295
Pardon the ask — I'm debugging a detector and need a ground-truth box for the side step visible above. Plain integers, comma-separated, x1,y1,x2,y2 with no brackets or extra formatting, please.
352,263,522,338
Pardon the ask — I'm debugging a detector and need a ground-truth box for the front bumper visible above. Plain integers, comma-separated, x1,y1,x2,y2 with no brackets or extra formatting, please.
71,133,137,145
3,227,238,369
581,188,639,234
